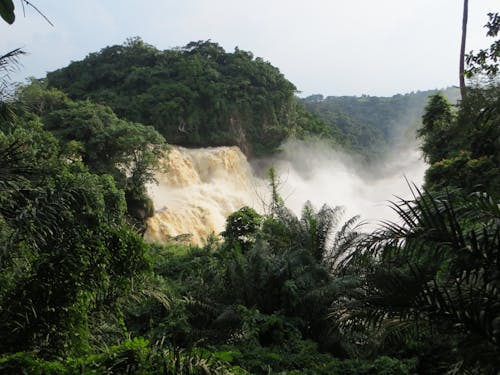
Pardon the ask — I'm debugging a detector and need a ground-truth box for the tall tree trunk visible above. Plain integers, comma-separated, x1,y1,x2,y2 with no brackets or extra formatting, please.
459,0,469,99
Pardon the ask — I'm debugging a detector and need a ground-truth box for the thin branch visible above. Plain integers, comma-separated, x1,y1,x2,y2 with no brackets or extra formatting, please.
21,0,54,26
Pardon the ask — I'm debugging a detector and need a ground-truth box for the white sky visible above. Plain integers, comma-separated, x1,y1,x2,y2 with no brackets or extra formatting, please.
1,0,498,96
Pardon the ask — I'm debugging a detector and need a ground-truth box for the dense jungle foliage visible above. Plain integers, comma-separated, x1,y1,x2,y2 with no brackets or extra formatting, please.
45,38,334,157
11,81,168,231
301,87,460,160
44,38,456,162
1,9,500,374
418,86,500,198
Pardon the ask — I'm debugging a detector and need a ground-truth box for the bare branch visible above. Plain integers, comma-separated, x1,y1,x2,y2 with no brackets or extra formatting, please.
21,0,54,26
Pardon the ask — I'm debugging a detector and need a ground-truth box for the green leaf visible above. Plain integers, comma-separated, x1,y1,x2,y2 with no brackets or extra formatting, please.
0,0,15,24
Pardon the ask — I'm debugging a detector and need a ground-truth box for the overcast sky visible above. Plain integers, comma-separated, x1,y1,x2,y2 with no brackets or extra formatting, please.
1,0,497,96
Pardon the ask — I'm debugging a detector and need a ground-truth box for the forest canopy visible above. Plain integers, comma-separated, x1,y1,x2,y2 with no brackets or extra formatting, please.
45,38,334,157
43,37,462,162
301,87,460,160
0,12,499,372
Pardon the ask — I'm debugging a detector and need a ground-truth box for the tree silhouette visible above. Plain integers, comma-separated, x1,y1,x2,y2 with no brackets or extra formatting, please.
459,0,469,99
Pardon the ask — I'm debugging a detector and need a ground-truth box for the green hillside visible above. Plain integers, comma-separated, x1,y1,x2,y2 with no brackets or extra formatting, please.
46,38,333,157
301,87,460,159
45,37,464,163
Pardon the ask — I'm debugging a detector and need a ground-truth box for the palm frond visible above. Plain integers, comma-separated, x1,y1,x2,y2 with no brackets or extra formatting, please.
332,187,500,369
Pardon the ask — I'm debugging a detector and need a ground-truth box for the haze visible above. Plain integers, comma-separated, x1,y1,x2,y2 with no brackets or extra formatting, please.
267,140,426,228
1,0,497,96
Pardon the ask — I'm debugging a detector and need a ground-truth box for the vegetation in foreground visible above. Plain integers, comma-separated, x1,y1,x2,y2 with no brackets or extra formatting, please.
0,9,499,374
1,83,499,371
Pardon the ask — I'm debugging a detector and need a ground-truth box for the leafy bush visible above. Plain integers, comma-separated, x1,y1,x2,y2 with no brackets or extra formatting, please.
0,338,242,374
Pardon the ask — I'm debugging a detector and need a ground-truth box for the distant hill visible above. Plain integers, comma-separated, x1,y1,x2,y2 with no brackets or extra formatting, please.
301,87,460,160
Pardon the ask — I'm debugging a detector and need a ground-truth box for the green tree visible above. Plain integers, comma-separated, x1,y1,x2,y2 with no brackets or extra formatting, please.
466,12,500,79
417,93,455,164
420,85,500,197
333,188,500,373
0,129,151,357
301,88,460,162
0,72,154,357
222,206,262,252
17,84,168,226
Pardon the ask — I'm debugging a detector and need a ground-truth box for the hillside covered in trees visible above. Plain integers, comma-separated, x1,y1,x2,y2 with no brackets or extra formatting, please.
301,87,460,159
1,5,500,373
45,38,334,157
44,38,454,162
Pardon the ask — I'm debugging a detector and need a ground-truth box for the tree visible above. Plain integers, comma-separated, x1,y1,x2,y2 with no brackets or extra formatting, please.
417,93,455,164
334,188,500,373
466,12,500,79
0,126,150,357
420,85,500,198
16,84,168,226
0,38,152,360
45,39,328,157
221,206,262,251
459,0,469,98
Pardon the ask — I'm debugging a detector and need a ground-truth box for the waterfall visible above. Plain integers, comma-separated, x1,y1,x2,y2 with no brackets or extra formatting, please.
145,140,426,246
145,146,263,245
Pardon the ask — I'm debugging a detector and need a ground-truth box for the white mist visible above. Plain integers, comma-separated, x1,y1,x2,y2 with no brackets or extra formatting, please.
146,140,426,244
267,139,426,228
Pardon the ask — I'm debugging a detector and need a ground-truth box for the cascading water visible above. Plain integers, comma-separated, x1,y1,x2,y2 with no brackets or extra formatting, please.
145,146,264,245
145,141,427,246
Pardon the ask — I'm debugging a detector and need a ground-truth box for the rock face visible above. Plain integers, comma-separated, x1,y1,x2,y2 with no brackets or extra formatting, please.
145,146,262,246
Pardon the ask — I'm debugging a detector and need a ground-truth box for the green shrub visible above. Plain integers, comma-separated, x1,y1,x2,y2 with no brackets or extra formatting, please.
0,352,66,375
0,338,244,374
320,356,415,375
